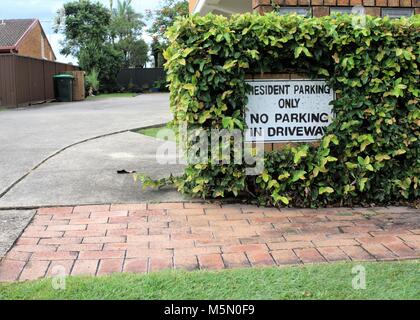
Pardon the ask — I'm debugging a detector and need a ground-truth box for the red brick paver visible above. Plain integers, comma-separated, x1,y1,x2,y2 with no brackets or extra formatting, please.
0,203,419,282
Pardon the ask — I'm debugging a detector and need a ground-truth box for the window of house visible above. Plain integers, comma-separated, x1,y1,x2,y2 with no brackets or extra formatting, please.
381,8,414,18
276,7,311,17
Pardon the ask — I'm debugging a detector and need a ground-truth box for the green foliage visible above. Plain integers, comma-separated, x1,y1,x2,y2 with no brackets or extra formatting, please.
78,43,123,92
54,0,111,57
110,0,147,68
151,38,165,68
154,79,169,92
85,68,100,95
1,262,419,300
147,0,189,67
147,0,189,44
126,39,149,68
55,0,147,90
55,1,123,91
161,13,420,207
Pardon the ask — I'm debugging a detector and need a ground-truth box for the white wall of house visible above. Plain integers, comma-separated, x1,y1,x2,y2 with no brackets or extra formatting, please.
193,0,252,16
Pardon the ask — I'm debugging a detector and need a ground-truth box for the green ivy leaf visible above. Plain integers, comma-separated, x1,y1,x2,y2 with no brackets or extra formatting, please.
375,154,391,162
293,147,308,164
318,68,329,77
319,187,334,195
278,172,290,180
183,83,196,95
182,48,195,57
294,46,312,58
294,46,303,58
273,192,290,205
346,162,358,170
222,117,233,129
292,170,306,182
278,196,289,205
393,149,406,156
223,60,238,71
262,171,270,183
268,180,279,189
366,164,374,172
192,185,203,193
359,178,368,192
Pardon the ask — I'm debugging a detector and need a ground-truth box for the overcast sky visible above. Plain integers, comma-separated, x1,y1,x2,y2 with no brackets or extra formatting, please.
1,0,160,64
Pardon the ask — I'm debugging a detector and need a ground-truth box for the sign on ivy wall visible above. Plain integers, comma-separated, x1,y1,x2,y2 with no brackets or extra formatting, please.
245,79,335,142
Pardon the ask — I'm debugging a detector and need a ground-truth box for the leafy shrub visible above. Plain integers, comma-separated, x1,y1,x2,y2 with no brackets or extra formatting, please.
149,13,419,207
79,43,124,92
154,79,169,92
85,68,100,95
126,80,141,93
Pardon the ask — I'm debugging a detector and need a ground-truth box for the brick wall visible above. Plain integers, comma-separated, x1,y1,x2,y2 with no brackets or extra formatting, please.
17,21,56,61
252,0,420,16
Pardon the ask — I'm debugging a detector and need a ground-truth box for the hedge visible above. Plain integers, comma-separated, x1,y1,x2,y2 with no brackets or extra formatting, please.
142,13,419,207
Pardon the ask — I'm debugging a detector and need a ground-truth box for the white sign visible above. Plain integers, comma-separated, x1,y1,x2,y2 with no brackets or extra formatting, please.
245,79,335,142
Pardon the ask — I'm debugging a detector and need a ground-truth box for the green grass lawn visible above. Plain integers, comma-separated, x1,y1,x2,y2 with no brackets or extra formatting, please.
86,93,137,100
136,125,176,142
0,261,418,300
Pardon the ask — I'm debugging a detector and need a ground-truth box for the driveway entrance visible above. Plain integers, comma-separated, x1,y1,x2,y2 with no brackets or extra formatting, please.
0,93,184,208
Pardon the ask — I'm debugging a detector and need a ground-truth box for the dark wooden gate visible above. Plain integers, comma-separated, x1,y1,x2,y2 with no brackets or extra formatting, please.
116,68,166,91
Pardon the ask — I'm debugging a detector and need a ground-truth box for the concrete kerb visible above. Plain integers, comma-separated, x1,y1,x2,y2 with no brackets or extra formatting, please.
0,209,36,260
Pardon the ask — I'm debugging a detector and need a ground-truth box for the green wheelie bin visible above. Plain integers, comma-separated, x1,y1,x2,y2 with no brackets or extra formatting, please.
53,74,74,102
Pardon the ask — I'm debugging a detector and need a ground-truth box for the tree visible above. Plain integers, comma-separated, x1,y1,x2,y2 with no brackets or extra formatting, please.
110,0,146,67
55,0,150,91
151,37,163,68
128,39,149,68
54,0,111,57
78,43,123,92
147,0,189,67
55,0,123,91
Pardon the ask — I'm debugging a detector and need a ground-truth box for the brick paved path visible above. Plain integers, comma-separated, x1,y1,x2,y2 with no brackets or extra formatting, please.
0,203,419,282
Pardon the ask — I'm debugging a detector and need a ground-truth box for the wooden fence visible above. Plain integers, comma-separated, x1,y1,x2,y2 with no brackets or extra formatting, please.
0,54,79,108
116,67,166,91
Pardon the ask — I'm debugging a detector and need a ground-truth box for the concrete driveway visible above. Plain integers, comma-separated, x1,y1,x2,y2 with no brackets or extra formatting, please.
0,93,185,208
0,93,187,259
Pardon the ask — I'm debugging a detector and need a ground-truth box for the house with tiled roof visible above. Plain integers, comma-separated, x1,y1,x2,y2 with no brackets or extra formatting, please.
0,19,56,61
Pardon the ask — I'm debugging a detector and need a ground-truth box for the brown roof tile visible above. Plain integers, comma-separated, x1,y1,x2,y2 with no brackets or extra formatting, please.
0,19,36,48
